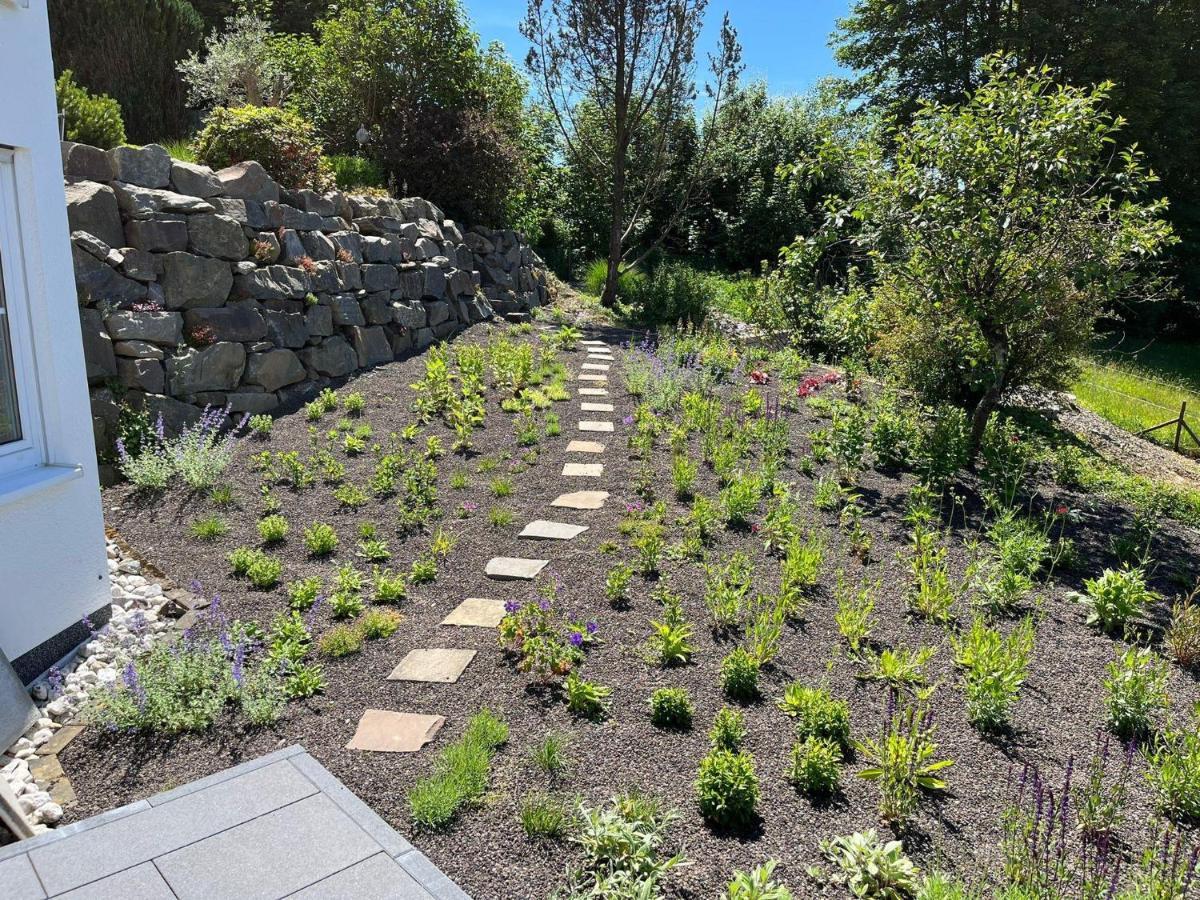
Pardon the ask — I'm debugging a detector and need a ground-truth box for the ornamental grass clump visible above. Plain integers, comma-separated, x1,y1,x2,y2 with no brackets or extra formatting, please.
408,709,508,831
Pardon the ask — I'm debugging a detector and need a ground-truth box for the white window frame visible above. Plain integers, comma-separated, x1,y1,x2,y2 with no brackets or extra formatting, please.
0,147,46,478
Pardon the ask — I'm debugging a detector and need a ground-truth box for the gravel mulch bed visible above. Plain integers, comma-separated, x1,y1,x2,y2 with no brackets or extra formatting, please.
61,320,1200,897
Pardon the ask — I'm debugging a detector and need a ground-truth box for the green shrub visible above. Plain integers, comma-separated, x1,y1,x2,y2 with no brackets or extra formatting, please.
1104,647,1169,738
360,608,402,639
649,687,694,730
724,859,793,899
245,553,281,590
777,683,852,753
696,749,760,829
565,672,611,720
820,830,919,899
55,70,126,149
630,261,713,327
721,647,760,702
303,522,338,556
318,625,363,657
257,514,289,545
710,707,747,752
1071,566,1157,635
1145,711,1200,825
193,105,334,191
582,258,644,298
328,154,386,190
287,576,322,610
789,736,841,797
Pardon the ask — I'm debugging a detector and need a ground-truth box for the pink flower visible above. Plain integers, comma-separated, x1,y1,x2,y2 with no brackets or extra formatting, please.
750,369,769,384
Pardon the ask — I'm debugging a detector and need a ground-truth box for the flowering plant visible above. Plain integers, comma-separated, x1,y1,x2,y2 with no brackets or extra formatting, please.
117,405,248,491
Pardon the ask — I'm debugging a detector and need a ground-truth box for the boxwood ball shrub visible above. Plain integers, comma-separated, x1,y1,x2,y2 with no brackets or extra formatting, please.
696,749,760,829
649,687,694,730
56,70,126,149
778,683,852,754
720,647,760,702
193,105,334,192
789,736,841,797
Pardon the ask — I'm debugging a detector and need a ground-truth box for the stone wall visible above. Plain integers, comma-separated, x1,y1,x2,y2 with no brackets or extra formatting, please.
63,141,549,467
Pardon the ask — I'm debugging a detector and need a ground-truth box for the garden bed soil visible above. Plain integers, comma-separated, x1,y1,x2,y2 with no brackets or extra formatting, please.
63,321,1200,898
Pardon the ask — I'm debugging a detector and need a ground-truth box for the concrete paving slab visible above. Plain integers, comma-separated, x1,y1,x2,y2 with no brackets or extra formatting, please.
387,649,477,684
345,711,445,753
578,388,609,396
440,598,506,627
581,363,610,371
551,490,609,510
290,853,434,900
580,402,614,412
566,440,605,453
485,557,549,580
56,862,175,900
578,420,614,432
562,463,603,477
519,520,589,540
578,373,607,382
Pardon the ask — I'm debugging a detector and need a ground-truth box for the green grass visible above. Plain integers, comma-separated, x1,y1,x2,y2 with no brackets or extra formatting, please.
1073,341,1200,455
158,138,196,163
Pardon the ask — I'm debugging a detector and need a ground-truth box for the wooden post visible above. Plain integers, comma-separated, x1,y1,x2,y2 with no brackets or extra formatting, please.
1175,401,1187,453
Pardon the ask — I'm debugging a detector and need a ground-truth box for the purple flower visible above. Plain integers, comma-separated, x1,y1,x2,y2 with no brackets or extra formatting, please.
154,412,165,443
569,631,583,647
123,660,146,708
81,614,97,636
586,621,598,635
47,666,64,693
129,611,147,635
504,600,520,614
231,642,247,687
622,415,634,426
538,599,551,612
115,437,130,463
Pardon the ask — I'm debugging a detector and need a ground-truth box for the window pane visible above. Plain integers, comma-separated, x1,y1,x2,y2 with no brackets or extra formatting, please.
0,249,20,446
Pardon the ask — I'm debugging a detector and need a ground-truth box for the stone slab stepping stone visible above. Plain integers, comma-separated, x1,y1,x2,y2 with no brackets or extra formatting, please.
346,710,445,752
587,350,614,357
567,440,605,453
581,340,607,346
578,420,614,432
579,373,608,382
579,388,609,396
582,363,611,371
552,490,609,510
388,649,477,684
580,402,614,412
486,557,549,580
520,520,589,540
562,462,603,477
441,598,507,628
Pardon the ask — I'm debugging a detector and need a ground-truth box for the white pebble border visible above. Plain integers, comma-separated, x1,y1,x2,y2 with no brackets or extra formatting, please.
1,538,174,834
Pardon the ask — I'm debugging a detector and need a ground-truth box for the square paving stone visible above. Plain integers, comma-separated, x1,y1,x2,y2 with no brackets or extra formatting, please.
578,373,608,382
388,649,477,684
586,353,614,360
580,340,607,346
290,853,433,900
57,862,175,900
581,363,610,371
562,462,603,477
578,420,614,432
580,402,614,412
566,440,605,453
485,557,549,580
0,856,44,899
551,490,609,510
440,598,506,627
345,710,446,753
579,388,609,396
520,520,589,540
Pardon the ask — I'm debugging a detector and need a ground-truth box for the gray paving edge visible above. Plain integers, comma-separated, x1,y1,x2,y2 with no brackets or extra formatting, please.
0,745,471,899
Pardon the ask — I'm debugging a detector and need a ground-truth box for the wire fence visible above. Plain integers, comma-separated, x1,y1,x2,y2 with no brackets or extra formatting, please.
1079,377,1200,454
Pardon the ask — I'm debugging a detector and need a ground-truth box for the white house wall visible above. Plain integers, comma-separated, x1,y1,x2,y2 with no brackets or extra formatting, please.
0,0,110,671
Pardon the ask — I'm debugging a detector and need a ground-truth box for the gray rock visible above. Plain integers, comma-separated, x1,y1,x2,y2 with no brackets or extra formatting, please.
464,231,494,255
105,310,183,345
183,305,267,343
301,230,336,261
227,392,280,414
361,235,401,264
307,260,340,292
265,202,322,231
136,392,205,434
349,326,393,367
442,220,464,243
209,197,248,224
390,328,415,355
117,357,165,394
120,248,161,281
188,214,247,260
422,263,446,299
361,293,392,325
295,190,336,217
327,295,366,327
397,269,424,300
80,308,117,384
112,183,215,218
170,161,224,198
232,265,309,301
263,309,308,348
107,144,171,188
449,269,474,297
245,349,306,391
300,336,357,377
72,246,147,304
415,218,443,242
278,229,307,265
361,264,400,292
250,231,281,264
161,252,233,309
425,299,453,327
336,262,362,291
329,231,363,263
414,237,440,260
392,300,426,329
413,327,435,349
125,217,188,252
65,181,124,249
304,302,333,336
215,161,280,204
168,342,247,394
113,340,165,359
63,143,114,182
72,230,122,267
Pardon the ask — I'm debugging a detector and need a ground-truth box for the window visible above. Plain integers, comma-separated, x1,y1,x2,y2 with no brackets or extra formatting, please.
0,148,42,477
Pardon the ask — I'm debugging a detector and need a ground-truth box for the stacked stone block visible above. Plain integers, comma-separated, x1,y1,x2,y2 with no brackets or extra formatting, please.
62,142,550,458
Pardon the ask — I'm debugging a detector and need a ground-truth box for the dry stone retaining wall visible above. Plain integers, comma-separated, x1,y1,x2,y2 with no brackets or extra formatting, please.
64,141,549,471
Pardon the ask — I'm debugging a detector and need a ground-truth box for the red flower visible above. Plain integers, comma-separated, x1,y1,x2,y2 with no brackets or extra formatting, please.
1055,504,1069,517
750,369,769,384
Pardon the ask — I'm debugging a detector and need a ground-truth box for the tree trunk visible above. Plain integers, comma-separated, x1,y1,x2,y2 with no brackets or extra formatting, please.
967,340,1008,464
600,9,628,309
601,177,624,307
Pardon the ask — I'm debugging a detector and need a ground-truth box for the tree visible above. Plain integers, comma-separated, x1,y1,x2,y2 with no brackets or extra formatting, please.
807,57,1175,458
834,0,1200,331
522,0,742,306
178,13,291,110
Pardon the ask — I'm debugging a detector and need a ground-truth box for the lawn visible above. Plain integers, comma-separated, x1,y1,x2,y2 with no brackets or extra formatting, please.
62,319,1200,898
1073,339,1200,455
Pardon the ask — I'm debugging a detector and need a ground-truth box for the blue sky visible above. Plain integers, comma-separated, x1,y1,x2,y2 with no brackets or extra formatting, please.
466,0,853,98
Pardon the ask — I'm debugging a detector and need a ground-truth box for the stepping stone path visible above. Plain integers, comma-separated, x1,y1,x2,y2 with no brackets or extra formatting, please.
581,363,610,371
485,557,549,580
579,388,609,396
562,462,603,477
388,649,477,684
552,490,609,510
580,402,614,412
567,440,605,453
441,598,507,627
578,420,614,432
346,710,445,752
519,520,589,540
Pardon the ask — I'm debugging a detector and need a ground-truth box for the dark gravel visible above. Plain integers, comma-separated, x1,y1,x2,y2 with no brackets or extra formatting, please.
63,322,1200,898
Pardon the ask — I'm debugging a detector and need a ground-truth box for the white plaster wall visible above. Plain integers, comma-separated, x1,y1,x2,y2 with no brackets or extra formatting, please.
0,0,110,663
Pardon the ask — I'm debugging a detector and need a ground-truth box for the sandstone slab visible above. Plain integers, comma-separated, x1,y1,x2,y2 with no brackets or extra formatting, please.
387,649,477,684
562,463,603,477
579,388,609,396
578,420,613,432
566,440,605,453
485,557,548,581
551,490,609,510
581,363,610,371
580,402,614,412
345,710,445,753
519,520,589,540
578,373,608,382
441,598,506,628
